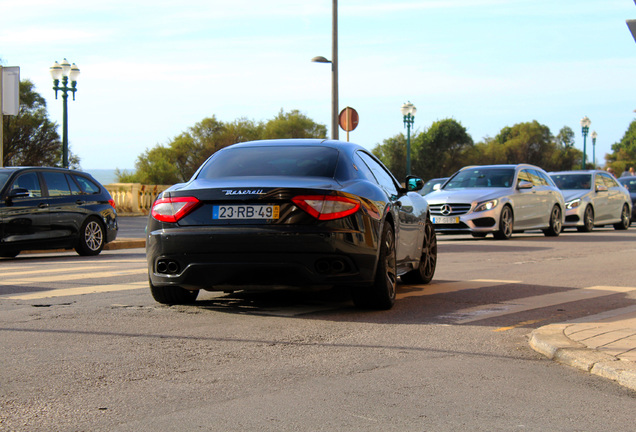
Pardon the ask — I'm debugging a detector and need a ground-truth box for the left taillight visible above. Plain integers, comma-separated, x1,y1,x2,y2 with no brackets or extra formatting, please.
151,196,200,223
108,199,116,210
292,195,360,220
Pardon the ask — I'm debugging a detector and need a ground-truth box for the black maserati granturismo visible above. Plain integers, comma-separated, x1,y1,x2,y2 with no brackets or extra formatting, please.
146,139,437,310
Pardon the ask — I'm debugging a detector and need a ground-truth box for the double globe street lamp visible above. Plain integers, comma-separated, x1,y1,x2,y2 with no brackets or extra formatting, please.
401,102,417,175
591,130,598,169
50,59,80,168
580,116,591,170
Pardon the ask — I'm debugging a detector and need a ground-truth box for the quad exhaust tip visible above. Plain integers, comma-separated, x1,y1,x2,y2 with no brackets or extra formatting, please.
156,259,180,275
315,258,347,274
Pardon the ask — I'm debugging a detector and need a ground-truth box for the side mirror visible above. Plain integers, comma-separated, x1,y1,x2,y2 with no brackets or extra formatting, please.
8,188,30,199
517,181,533,190
406,175,424,192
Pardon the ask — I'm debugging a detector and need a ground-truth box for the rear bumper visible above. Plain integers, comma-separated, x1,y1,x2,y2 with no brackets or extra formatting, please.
147,225,378,291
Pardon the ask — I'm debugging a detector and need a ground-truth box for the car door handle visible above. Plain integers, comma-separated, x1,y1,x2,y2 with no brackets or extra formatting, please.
76,200,86,205
38,203,49,209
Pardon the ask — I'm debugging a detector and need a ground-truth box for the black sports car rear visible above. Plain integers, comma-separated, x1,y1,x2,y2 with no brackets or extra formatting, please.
146,139,437,310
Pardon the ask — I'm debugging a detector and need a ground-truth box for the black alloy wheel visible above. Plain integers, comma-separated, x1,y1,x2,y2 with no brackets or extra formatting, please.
351,222,397,310
401,218,437,284
613,204,630,230
543,205,562,237
577,206,594,232
75,217,106,256
494,205,514,240
149,280,199,305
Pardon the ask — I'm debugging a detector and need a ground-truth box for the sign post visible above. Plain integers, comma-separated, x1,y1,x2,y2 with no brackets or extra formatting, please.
1,66,20,167
338,106,359,142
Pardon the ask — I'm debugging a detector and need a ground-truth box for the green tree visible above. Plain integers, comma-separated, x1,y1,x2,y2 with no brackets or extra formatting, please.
468,121,580,171
262,109,327,139
2,80,78,167
550,126,581,170
493,121,554,166
372,135,407,180
411,119,473,179
605,119,636,173
120,110,327,184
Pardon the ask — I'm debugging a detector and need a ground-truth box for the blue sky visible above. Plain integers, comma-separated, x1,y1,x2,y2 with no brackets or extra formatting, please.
2,0,636,172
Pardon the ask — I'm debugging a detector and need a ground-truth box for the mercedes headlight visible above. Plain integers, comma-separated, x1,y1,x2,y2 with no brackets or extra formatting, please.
565,199,581,210
475,199,498,212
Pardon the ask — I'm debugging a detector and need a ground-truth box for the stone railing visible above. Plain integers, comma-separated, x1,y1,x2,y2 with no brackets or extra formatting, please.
105,183,171,215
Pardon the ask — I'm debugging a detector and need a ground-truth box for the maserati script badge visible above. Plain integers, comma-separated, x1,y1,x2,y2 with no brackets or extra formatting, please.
221,189,266,196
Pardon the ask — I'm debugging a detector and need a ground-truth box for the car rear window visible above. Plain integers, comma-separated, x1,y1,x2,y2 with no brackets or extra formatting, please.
0,172,10,191
621,178,636,192
197,146,339,179
73,175,101,194
550,174,591,190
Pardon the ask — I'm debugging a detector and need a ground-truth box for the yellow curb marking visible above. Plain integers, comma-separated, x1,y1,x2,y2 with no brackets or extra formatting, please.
493,319,545,332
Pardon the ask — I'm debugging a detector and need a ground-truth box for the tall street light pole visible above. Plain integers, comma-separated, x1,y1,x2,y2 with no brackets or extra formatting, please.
401,102,416,175
50,59,80,168
591,130,597,169
580,116,591,170
312,0,339,140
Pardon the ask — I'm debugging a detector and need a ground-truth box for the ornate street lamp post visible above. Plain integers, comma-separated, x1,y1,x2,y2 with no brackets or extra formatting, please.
580,116,591,170
591,130,598,169
401,102,417,175
50,59,80,168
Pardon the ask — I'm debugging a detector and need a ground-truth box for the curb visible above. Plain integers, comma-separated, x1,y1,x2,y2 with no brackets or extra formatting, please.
20,238,145,255
104,239,146,250
529,324,636,392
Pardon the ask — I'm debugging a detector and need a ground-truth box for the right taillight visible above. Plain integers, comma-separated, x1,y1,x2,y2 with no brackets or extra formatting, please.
151,196,200,223
292,195,360,220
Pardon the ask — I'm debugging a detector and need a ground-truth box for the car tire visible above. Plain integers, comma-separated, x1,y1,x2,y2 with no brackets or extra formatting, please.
351,222,397,310
75,217,106,256
577,206,594,232
401,218,437,285
149,280,199,305
613,204,630,230
493,205,513,240
543,205,562,237
0,250,19,258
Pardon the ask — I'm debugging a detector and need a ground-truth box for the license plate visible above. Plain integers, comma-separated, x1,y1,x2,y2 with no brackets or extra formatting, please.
213,205,280,220
432,216,460,224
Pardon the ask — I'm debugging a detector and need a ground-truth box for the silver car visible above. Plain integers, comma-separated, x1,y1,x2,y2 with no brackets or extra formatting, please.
550,170,632,232
425,164,565,239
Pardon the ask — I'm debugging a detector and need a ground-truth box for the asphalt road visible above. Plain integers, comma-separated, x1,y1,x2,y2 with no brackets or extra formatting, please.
1,227,635,431
117,215,148,239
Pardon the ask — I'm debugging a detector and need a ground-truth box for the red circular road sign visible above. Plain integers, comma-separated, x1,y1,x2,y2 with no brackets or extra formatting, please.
339,107,359,132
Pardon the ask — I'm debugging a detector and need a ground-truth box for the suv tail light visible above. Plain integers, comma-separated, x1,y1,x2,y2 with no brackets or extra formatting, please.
151,196,200,223
292,195,360,220
108,199,116,210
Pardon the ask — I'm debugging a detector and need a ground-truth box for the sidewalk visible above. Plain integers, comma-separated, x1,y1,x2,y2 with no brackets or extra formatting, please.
529,305,636,392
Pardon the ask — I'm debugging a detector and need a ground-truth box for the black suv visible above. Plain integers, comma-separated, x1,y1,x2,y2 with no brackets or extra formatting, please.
0,167,118,258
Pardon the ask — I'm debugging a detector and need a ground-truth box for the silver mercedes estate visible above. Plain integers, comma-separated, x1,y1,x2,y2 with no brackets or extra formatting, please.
425,164,565,240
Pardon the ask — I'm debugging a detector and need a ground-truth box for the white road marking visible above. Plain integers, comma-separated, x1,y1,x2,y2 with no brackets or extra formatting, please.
2,268,146,285
397,279,521,299
450,285,636,323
